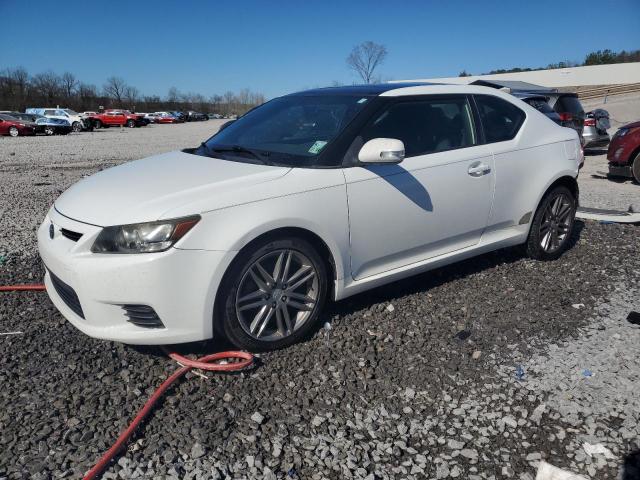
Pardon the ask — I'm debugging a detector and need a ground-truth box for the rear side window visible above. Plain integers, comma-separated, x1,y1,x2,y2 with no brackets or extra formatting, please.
524,98,554,114
475,95,525,143
44,110,56,116
361,96,477,158
554,96,584,115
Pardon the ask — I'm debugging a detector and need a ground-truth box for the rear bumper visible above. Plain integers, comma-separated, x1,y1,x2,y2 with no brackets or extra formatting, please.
583,134,610,149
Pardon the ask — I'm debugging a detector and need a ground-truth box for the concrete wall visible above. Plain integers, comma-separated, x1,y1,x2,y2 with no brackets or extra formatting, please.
394,62,640,88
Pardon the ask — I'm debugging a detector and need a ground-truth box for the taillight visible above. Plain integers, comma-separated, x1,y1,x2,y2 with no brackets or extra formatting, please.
584,118,595,127
558,112,573,122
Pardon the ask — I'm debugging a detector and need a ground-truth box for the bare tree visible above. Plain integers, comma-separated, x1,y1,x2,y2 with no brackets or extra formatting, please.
32,70,62,104
124,85,139,107
346,41,388,84
103,76,127,105
61,72,78,98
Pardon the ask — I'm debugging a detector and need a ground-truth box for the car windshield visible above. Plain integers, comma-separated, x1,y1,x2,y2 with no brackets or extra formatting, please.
63,109,78,115
199,95,370,166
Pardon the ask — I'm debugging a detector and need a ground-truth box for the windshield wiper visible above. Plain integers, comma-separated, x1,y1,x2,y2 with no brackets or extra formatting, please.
208,145,270,164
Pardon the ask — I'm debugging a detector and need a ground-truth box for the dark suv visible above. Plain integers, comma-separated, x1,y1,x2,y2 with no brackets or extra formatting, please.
545,93,585,143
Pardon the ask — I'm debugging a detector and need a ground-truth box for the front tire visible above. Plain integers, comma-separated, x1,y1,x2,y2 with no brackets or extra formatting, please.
632,153,640,184
8,126,19,137
126,119,136,128
44,126,55,136
93,120,102,129
218,237,328,351
526,185,577,260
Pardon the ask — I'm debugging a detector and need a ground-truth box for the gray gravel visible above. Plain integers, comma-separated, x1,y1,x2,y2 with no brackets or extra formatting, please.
1,122,639,479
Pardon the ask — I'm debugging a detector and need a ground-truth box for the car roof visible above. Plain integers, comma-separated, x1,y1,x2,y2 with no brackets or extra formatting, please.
288,82,440,97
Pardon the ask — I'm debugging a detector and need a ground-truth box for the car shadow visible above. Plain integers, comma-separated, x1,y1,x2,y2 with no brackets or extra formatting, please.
622,448,640,480
324,220,583,317
366,164,433,212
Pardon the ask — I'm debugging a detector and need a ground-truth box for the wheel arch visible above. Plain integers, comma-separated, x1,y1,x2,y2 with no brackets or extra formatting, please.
211,226,340,338
527,173,579,234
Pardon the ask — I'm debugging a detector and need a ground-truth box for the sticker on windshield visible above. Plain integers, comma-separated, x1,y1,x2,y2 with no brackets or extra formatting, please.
308,140,328,154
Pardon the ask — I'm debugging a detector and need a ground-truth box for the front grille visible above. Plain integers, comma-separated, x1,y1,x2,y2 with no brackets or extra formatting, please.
60,228,83,242
122,305,165,329
49,270,84,319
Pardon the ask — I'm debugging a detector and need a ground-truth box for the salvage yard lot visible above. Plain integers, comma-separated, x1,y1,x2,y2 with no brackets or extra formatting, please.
1,122,639,479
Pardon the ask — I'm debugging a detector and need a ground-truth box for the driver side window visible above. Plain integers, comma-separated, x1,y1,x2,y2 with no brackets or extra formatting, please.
361,96,477,158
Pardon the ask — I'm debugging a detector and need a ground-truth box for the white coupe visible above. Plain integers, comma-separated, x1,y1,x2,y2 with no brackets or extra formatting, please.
38,83,582,350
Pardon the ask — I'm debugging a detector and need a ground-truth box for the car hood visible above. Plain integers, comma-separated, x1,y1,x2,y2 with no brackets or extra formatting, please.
620,120,640,131
55,151,291,226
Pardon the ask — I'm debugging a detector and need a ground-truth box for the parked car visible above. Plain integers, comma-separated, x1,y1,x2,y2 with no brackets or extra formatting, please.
170,111,186,123
106,109,149,127
38,83,582,350
25,108,85,132
541,93,585,144
0,113,36,136
36,117,73,135
512,93,561,125
208,113,223,119
583,109,610,149
186,111,208,121
607,121,640,183
155,112,178,124
141,113,160,123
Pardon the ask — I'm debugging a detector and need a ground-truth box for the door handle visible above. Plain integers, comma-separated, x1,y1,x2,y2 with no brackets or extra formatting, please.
468,162,491,177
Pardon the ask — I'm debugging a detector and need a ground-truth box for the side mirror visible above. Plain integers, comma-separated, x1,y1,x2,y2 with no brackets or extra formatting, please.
358,138,405,164
218,120,235,131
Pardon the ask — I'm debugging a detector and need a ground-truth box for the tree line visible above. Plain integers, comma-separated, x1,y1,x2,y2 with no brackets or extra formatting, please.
0,68,266,115
459,48,640,77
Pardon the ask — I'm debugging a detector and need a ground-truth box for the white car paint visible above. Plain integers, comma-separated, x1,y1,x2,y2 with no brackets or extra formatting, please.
38,84,581,345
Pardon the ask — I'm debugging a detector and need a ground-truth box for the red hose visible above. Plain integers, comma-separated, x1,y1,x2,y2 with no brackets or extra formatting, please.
0,284,46,291
1,283,254,479
83,350,253,480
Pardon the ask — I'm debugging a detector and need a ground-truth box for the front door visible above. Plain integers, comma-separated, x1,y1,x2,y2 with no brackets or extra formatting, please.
344,95,495,280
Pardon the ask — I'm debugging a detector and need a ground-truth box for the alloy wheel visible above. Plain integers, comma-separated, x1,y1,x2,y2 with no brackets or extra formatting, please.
235,249,319,342
44,126,54,136
72,122,81,132
9,126,18,137
539,193,573,253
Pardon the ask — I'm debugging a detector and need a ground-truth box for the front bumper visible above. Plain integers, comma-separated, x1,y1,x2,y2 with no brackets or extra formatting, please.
608,163,633,178
37,208,236,344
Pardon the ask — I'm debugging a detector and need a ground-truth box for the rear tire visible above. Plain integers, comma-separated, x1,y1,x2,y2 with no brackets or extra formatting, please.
72,122,82,133
126,119,136,128
44,126,55,136
526,185,577,261
8,126,19,137
217,237,328,351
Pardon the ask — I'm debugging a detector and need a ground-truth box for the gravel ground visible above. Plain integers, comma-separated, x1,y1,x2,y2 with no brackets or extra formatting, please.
1,122,639,480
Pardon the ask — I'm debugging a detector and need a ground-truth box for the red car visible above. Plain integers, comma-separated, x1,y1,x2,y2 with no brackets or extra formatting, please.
0,113,36,137
155,112,178,124
608,121,640,183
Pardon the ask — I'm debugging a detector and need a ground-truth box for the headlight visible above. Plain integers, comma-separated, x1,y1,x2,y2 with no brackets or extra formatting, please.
91,215,200,253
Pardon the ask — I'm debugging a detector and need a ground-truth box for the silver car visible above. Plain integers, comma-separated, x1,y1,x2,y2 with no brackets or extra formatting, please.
583,109,610,149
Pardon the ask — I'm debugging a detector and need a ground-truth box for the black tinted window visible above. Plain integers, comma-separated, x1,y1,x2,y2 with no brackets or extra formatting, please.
361,96,476,158
475,95,525,143
524,98,554,114
554,96,584,115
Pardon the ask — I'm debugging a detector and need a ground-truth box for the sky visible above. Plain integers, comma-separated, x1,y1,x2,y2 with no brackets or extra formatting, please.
1,0,638,99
